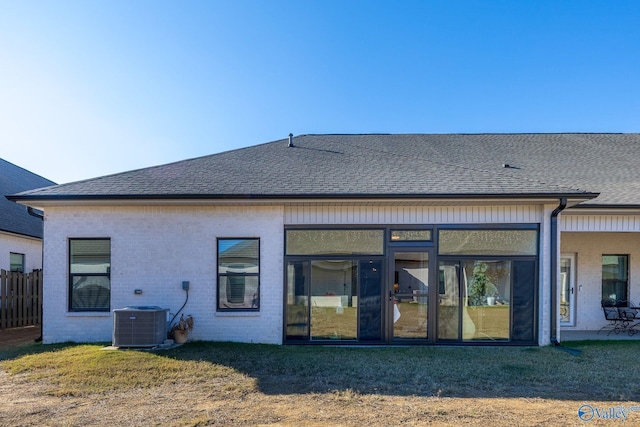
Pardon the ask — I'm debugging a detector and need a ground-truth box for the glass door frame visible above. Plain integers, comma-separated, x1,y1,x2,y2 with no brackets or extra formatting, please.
560,253,577,327
387,247,436,344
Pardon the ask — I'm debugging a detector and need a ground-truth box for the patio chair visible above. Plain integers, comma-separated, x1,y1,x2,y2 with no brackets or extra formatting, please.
619,301,640,336
598,299,630,336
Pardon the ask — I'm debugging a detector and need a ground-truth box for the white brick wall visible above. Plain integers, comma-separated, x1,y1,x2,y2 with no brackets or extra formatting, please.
41,201,557,345
561,232,640,330
0,231,43,272
42,205,284,344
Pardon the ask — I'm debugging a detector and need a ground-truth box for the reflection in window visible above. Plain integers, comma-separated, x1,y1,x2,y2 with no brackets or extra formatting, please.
391,230,432,241
69,239,111,311
438,262,460,340
310,260,357,340
286,261,310,339
438,260,512,341
10,252,25,273
217,239,260,310
393,252,429,339
439,229,537,256
602,255,628,307
286,229,384,255
463,260,510,341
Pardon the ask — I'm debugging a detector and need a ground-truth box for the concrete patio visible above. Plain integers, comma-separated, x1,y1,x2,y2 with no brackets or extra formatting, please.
560,329,640,341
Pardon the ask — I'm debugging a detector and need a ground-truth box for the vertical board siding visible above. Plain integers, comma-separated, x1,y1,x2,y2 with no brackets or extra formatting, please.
0,269,42,329
285,204,543,225
561,215,640,232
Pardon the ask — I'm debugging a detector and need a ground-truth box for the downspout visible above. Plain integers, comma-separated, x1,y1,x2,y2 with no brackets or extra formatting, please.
550,197,567,346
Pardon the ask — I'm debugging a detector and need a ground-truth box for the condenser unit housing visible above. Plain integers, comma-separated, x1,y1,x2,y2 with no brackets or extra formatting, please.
112,306,169,347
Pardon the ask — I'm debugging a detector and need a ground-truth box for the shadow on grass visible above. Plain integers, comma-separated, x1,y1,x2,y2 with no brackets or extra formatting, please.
2,340,639,401
0,341,76,361
161,340,640,401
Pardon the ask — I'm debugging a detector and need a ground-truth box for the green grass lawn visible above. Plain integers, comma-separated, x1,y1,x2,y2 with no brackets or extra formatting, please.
1,340,639,426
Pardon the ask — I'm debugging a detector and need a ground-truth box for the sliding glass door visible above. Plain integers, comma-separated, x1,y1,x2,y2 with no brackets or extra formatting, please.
391,250,431,341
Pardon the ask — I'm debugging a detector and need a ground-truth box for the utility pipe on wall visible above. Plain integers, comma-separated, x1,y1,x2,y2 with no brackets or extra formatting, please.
550,197,567,345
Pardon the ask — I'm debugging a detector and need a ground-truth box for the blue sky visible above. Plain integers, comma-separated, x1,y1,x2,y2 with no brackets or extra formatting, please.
1,1,639,184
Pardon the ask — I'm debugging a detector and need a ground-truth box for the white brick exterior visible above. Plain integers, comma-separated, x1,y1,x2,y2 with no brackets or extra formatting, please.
42,205,284,344
40,201,564,345
0,231,43,272
560,231,640,331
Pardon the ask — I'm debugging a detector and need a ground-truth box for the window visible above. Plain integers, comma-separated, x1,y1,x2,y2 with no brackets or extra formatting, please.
286,258,382,341
436,227,538,343
286,229,384,255
217,239,260,311
10,253,25,273
284,228,385,342
439,229,538,256
602,255,628,306
391,229,432,242
69,239,110,312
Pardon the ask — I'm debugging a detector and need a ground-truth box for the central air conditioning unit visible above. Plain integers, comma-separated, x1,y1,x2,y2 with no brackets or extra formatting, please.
112,306,169,347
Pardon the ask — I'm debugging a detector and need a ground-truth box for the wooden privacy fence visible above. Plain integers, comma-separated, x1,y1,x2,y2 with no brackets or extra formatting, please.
0,269,43,329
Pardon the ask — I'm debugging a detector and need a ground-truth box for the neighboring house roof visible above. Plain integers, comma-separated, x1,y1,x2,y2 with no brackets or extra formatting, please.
0,158,56,238
10,133,640,206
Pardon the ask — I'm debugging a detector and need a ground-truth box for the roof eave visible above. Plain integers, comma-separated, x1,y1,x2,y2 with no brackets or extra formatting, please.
0,227,43,240
565,203,640,215
8,192,599,208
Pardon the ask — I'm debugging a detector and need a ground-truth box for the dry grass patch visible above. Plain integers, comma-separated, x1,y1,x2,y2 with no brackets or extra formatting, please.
2,344,253,397
1,340,639,426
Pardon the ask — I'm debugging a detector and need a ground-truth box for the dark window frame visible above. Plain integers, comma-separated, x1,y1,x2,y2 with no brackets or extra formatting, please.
436,224,539,257
283,224,539,346
602,254,629,307
10,252,25,273
435,225,539,344
68,238,111,312
217,238,261,312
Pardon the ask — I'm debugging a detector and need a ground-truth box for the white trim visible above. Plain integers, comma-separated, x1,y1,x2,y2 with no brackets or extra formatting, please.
0,229,42,242
65,312,111,317
559,254,577,327
562,214,640,232
15,196,593,210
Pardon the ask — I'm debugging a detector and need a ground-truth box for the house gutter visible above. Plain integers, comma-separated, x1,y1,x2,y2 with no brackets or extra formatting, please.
550,197,567,346
27,206,44,220
7,192,600,203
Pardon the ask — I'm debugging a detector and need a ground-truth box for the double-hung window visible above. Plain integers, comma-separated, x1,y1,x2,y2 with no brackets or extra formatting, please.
217,238,260,311
69,239,111,311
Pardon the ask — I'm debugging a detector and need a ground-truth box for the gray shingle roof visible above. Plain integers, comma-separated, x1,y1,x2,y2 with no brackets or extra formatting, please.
1,158,56,238
10,133,640,206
